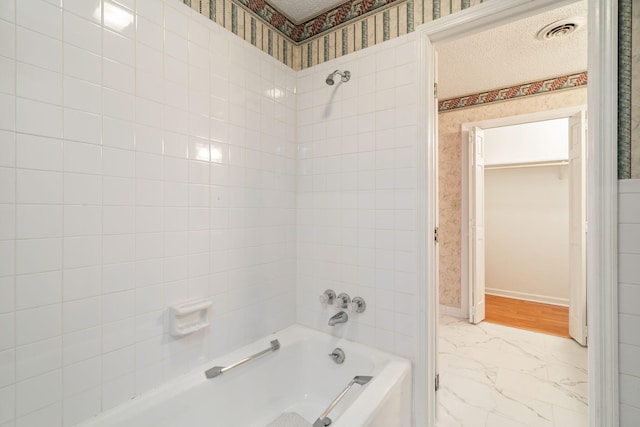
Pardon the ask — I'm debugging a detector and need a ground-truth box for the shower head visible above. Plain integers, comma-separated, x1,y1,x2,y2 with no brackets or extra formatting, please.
326,70,351,85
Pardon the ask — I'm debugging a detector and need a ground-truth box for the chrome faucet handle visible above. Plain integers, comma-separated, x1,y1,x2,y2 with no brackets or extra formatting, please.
333,293,351,309
347,296,366,314
319,289,336,305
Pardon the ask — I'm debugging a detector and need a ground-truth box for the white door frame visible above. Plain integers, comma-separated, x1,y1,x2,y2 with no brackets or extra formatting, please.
460,106,587,320
415,1,619,426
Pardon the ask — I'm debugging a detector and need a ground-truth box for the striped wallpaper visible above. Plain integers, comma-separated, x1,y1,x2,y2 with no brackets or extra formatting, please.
181,0,487,71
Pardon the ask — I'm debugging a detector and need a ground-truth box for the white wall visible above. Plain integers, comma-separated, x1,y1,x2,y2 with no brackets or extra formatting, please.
484,165,570,305
295,35,420,359
484,118,569,165
0,0,297,425
618,180,640,425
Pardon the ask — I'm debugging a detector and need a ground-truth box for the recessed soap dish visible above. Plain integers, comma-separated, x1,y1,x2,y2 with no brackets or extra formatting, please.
169,298,212,337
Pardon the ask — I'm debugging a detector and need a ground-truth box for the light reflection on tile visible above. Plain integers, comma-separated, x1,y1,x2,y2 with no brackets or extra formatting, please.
438,315,588,427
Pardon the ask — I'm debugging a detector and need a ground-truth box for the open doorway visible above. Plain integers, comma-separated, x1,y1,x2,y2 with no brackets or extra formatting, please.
462,110,588,346
416,0,619,425
433,2,589,425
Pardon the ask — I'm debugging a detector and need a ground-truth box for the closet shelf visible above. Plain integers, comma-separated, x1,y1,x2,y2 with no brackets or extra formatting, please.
484,160,569,170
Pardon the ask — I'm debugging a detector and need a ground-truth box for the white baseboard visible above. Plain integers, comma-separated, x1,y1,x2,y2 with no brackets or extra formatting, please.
485,288,569,307
439,304,464,318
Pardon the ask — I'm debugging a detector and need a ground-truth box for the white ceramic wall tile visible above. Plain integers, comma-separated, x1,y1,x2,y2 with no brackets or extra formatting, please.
101,346,134,383
65,77,101,114
62,328,101,366
62,298,100,335
295,36,419,357
619,180,640,420
15,134,63,172
0,314,14,352
102,59,134,93
0,241,14,280
0,14,14,60
136,18,163,52
16,63,62,105
64,109,102,145
15,98,63,139
0,94,14,133
0,0,14,22
63,173,102,205
15,271,61,310
15,205,63,239
102,89,134,121
15,238,62,275
102,1,135,38
63,11,102,55
63,0,101,24
1,0,297,424
103,28,134,66
64,205,102,237
15,337,61,382
64,236,102,269
16,0,62,40
15,369,61,418
62,386,101,427
0,349,13,388
15,304,61,347
101,373,134,411
63,266,101,301
0,385,14,424
63,357,100,397
0,131,15,169
63,46,101,87
16,26,62,72
15,169,61,205
102,318,135,353
0,277,13,314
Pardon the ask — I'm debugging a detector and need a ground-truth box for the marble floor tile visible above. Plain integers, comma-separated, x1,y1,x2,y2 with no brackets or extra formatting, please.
437,316,588,427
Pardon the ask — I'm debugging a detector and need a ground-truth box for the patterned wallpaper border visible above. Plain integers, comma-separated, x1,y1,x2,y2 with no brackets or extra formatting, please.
438,72,588,112
239,0,409,43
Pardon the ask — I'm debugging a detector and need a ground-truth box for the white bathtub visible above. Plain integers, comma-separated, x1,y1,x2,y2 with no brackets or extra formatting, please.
78,325,412,427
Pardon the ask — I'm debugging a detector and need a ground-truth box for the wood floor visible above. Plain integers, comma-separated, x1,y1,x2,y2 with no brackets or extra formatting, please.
485,294,570,338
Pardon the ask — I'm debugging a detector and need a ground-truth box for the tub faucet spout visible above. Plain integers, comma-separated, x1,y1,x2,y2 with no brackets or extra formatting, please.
328,311,348,326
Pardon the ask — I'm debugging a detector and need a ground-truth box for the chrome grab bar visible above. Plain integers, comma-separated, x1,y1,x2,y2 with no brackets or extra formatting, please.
204,339,280,379
312,376,373,427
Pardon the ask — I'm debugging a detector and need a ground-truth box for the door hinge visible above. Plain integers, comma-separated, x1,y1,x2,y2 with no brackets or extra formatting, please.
435,373,440,391
434,227,439,243
434,83,438,98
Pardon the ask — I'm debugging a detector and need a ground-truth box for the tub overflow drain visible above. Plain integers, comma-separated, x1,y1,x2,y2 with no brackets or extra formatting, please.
328,348,345,364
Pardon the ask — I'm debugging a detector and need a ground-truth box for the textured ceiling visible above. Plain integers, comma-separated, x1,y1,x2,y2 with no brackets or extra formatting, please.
437,1,588,99
268,0,346,23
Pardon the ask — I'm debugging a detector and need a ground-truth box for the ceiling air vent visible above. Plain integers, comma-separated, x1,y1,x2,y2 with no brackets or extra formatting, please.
536,17,585,40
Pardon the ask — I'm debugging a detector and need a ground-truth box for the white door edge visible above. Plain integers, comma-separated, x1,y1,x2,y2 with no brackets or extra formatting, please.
468,126,486,324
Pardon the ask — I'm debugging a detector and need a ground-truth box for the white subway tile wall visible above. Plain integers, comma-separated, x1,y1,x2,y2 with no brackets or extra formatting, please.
619,180,640,425
295,36,419,359
0,0,297,425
